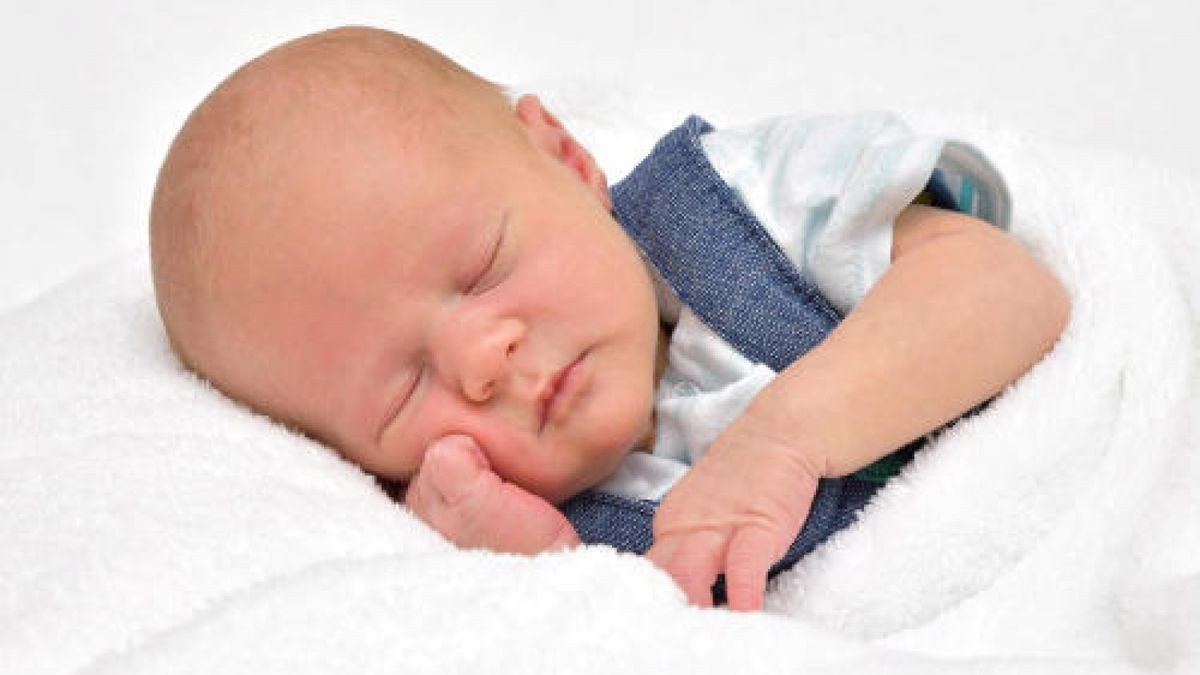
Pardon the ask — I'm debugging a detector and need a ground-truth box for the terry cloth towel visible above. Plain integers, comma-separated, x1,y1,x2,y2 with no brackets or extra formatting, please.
1,111,1198,674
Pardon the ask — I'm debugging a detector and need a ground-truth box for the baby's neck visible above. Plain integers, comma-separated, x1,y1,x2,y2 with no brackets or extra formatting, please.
633,322,673,452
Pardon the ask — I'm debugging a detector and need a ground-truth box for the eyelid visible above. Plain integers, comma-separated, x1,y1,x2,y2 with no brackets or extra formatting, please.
378,361,425,442
466,219,507,295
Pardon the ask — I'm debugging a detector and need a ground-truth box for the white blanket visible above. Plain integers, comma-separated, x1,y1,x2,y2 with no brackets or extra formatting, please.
2,115,1198,674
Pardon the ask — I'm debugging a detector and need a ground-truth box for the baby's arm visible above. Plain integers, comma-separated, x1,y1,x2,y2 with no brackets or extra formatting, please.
405,435,580,554
647,204,1071,610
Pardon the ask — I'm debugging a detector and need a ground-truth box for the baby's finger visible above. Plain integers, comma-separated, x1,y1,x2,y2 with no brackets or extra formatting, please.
478,482,581,554
647,531,726,608
644,537,680,573
403,435,496,541
722,527,779,612
420,434,493,507
405,435,579,554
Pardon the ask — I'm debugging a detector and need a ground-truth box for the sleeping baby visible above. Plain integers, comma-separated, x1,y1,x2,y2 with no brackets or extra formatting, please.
149,26,1069,611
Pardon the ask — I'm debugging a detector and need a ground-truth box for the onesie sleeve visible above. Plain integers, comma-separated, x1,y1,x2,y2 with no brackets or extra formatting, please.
699,113,1011,313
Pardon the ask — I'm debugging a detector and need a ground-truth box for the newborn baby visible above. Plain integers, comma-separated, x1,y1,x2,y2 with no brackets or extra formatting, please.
150,26,1069,610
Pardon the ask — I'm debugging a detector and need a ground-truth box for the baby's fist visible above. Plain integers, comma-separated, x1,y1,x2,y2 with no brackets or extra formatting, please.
404,434,580,555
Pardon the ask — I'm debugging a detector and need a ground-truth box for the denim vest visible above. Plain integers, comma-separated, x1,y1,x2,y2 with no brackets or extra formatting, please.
560,116,961,601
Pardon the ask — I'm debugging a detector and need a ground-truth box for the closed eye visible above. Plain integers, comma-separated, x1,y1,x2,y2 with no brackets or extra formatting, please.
378,361,426,443
466,216,508,295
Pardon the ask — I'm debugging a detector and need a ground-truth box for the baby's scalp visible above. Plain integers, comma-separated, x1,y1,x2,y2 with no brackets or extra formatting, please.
150,27,518,431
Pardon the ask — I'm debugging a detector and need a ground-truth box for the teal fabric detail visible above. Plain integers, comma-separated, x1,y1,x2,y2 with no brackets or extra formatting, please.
853,444,918,483
960,177,977,215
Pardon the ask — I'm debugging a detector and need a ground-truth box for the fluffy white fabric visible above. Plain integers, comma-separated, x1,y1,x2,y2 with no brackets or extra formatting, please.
2,112,1198,674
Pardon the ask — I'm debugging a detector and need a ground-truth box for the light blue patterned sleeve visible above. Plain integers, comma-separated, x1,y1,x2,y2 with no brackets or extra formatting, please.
700,113,1010,313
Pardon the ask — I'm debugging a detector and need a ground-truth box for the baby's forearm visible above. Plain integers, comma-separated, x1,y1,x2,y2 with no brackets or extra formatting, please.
742,205,1070,477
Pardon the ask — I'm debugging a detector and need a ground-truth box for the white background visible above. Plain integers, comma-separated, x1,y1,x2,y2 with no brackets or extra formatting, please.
2,0,1196,313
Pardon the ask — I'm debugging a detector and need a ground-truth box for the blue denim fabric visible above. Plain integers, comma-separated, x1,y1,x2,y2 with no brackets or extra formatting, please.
612,116,843,372
561,475,884,604
560,116,951,603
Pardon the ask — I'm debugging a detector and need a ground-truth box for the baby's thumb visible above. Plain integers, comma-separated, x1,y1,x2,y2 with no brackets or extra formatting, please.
420,434,496,506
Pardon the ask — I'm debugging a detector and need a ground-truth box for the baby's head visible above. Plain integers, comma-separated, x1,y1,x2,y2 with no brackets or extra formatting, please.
150,27,660,503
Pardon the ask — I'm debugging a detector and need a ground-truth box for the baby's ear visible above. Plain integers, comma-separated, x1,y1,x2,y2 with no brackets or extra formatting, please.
513,94,611,208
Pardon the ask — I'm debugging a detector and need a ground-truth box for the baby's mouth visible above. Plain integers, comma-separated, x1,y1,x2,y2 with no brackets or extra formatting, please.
537,352,587,433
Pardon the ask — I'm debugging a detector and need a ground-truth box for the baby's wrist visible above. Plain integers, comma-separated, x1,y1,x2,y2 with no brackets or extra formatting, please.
721,405,830,482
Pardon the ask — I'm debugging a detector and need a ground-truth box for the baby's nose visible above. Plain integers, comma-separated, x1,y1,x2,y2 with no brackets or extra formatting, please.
453,317,524,404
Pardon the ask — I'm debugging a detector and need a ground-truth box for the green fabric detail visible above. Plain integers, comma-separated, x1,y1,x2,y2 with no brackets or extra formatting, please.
852,445,917,483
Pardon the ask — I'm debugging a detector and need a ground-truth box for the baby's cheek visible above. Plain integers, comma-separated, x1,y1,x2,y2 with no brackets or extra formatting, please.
460,425,523,478
460,434,566,504
374,422,440,483
372,445,423,483
598,380,655,452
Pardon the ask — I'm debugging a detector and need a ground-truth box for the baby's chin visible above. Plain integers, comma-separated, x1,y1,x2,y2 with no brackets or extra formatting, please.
547,429,649,505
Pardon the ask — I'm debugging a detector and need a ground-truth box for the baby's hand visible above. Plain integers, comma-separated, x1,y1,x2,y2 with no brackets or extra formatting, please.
646,422,821,611
404,434,580,555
